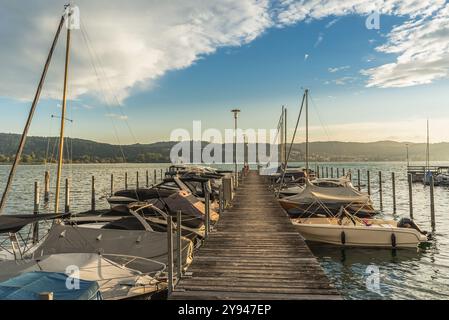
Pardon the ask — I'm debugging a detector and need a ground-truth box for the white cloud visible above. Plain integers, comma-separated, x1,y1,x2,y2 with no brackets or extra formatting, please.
314,32,324,47
0,0,448,103
333,76,357,85
304,117,449,142
304,53,309,61
0,0,273,102
325,18,340,28
363,3,449,87
328,65,350,73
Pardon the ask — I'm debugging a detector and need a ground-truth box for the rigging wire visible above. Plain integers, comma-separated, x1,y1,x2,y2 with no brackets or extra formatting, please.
309,92,331,142
80,19,138,144
276,91,306,197
78,21,127,163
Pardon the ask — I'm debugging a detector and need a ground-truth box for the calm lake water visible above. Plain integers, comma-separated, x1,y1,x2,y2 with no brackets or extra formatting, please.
0,161,448,300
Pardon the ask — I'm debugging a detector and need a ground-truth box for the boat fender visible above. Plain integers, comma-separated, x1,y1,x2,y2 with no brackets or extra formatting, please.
341,231,346,245
391,233,396,248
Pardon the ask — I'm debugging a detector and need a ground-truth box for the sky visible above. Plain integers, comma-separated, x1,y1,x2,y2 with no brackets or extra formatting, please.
0,0,448,145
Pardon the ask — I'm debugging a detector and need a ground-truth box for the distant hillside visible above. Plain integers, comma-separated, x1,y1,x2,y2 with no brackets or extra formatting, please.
0,133,448,163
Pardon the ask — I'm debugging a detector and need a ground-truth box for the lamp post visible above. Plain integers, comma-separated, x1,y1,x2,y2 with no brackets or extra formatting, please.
231,109,241,181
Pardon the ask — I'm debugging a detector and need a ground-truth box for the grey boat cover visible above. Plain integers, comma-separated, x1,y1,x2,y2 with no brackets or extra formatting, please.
35,224,193,272
0,213,70,234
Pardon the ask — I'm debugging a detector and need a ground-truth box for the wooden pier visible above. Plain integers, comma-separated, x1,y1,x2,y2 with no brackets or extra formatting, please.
170,171,340,300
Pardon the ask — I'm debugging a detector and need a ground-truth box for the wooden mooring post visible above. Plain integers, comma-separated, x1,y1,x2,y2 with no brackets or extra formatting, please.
64,178,70,213
367,170,371,195
430,175,436,231
219,184,224,214
205,188,211,237
392,172,396,213
110,174,114,196
357,169,361,191
176,210,183,280
330,167,333,178
378,171,383,210
342,168,346,176
336,167,339,178
326,167,329,178
33,181,40,244
154,169,157,184
124,172,128,190
167,216,174,295
136,171,139,189
44,171,50,202
160,169,163,181
408,173,414,219
91,176,95,213
146,170,149,187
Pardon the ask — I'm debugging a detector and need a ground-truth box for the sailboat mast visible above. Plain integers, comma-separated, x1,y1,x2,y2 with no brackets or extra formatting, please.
426,119,430,174
305,89,309,176
54,24,71,213
284,107,287,166
280,106,284,166
0,16,65,215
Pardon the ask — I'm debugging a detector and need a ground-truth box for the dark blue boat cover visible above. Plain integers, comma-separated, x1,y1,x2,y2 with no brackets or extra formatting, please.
0,271,101,300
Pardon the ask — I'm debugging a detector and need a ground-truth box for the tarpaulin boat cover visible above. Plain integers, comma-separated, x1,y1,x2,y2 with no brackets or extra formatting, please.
283,179,371,204
0,213,70,234
0,271,100,300
36,225,193,272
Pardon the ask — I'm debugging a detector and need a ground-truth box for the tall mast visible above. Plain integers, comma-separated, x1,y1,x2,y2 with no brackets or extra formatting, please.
426,119,430,174
280,106,284,166
305,89,309,176
0,15,65,215
284,107,287,166
54,16,72,213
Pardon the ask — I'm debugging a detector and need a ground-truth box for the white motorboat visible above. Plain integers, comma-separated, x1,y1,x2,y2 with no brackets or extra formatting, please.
292,210,429,249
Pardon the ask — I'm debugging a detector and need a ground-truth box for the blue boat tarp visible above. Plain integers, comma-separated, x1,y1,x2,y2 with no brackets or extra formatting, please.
0,271,101,300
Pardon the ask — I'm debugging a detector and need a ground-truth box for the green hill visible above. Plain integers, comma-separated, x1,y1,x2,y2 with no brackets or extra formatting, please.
0,133,448,163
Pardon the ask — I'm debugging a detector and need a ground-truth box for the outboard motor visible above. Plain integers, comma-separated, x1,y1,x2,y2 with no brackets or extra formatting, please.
397,217,429,238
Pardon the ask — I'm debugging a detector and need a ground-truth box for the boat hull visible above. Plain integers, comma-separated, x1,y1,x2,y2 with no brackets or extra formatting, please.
293,222,427,248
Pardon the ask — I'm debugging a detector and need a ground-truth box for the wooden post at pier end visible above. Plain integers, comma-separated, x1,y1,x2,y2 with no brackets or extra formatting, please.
91,176,95,213
167,216,174,295
392,172,396,213
430,175,436,231
136,171,139,189
33,181,40,244
408,173,414,219
64,178,70,213
378,171,383,210
44,171,50,202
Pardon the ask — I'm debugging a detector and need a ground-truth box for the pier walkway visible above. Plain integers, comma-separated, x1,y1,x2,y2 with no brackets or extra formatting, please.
170,171,340,300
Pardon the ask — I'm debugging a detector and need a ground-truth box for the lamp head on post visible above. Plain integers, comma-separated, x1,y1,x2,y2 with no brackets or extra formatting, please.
231,109,241,119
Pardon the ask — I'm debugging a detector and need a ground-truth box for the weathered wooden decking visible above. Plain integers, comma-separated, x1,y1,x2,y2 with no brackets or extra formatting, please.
170,171,341,300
